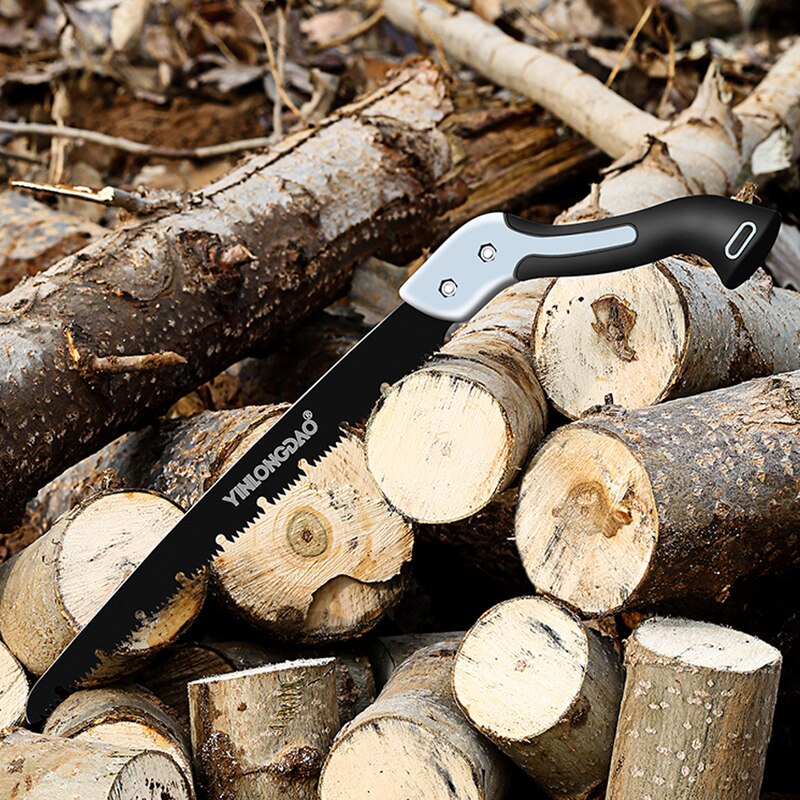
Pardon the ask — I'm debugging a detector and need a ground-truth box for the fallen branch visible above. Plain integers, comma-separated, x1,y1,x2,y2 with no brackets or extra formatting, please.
0,119,277,160
0,62,457,528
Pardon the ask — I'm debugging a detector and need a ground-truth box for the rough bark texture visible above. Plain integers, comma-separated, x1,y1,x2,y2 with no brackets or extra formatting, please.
0,728,193,800
453,596,624,800
515,371,800,617
13,404,412,643
0,491,206,680
382,0,662,159
189,658,339,800
0,63,457,529
139,640,375,728
0,639,27,731
43,685,193,785
366,282,549,523
531,44,800,418
368,632,465,688
607,617,781,800
0,191,104,295
319,640,511,800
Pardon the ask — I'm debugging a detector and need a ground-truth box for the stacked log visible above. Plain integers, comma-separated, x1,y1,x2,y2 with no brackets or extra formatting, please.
608,617,782,799
319,640,511,800
43,686,193,784
0,640,27,730
0,729,193,799
0,491,206,681
453,597,624,799
189,657,339,800
16,406,412,643
515,371,800,616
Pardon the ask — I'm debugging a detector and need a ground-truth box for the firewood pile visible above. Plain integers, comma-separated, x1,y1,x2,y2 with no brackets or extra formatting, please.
0,1,799,798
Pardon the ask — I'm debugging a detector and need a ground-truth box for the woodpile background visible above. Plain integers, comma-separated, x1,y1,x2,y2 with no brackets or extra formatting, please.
0,1,798,798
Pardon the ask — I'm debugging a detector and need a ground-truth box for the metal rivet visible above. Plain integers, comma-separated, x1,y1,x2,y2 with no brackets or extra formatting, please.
439,279,458,297
479,243,496,262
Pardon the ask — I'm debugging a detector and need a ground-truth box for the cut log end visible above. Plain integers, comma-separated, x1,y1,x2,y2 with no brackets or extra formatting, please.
0,640,27,730
633,616,782,673
366,370,512,523
454,597,590,741
532,265,687,418
515,426,657,616
319,716,484,799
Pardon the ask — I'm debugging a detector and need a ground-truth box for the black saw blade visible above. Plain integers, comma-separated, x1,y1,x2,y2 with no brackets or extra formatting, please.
26,302,450,727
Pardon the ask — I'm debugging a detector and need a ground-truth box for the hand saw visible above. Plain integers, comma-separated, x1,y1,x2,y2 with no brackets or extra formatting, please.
26,195,781,726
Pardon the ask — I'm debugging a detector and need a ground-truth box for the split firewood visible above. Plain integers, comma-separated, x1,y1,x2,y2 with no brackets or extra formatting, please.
0,63,460,530
453,597,624,800
515,371,800,617
367,631,465,688
0,491,206,681
0,191,104,295
189,657,339,800
366,282,549,523
0,640,27,731
43,686,193,784
140,640,375,727
14,404,412,643
607,617,782,799
319,640,511,800
0,729,193,800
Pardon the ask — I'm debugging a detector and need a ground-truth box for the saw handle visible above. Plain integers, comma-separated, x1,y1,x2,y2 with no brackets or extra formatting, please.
509,196,781,290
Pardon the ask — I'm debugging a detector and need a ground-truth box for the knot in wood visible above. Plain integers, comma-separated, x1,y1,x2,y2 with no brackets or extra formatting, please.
267,744,323,780
286,508,330,557
591,294,638,362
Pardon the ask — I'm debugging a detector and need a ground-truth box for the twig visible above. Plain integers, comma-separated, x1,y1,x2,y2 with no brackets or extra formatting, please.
654,5,676,117
10,180,180,215
605,2,655,89
64,328,187,374
0,120,277,160
0,147,44,165
412,0,454,78
311,8,386,51
242,1,303,131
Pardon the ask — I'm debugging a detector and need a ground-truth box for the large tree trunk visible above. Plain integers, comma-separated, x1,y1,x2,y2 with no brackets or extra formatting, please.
366,281,549,523
515,371,800,617
16,404,412,643
607,617,781,800
319,639,511,800
0,491,206,681
453,596,623,800
43,686,193,786
0,63,457,529
0,728,193,800
189,657,339,800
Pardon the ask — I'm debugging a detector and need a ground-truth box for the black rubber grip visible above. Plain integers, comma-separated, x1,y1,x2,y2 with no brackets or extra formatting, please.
508,196,781,289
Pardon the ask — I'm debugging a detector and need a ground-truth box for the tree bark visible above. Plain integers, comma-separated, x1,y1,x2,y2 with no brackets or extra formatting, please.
453,596,623,800
0,639,27,731
367,632,465,688
139,640,375,728
607,617,781,800
382,0,662,159
189,657,339,800
0,491,206,680
366,281,549,523
0,62,458,529
43,685,193,785
0,728,193,800
515,371,800,617
0,191,104,296
319,640,511,800
13,404,412,643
